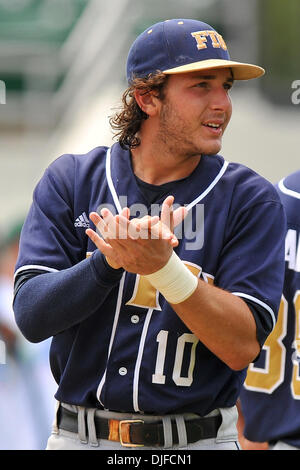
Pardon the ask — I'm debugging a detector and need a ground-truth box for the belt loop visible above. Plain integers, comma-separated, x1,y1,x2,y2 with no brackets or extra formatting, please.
216,406,237,442
52,400,60,434
175,415,188,447
87,408,99,447
162,416,173,448
78,406,88,444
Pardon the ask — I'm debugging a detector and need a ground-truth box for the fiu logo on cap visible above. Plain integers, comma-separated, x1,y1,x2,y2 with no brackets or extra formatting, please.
191,30,227,51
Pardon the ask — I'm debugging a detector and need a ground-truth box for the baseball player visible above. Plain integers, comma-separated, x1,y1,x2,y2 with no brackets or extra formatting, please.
238,169,300,451
13,19,286,450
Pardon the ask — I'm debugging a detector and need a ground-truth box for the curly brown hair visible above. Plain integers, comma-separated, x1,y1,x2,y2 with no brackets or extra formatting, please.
109,72,169,149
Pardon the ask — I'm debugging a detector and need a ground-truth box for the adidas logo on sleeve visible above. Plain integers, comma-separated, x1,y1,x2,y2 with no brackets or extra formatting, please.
74,212,90,228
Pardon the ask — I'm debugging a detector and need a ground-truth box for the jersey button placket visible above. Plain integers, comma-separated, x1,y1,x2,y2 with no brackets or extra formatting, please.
131,315,139,324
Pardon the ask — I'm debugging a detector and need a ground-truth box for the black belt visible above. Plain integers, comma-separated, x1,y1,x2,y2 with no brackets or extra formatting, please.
57,406,222,447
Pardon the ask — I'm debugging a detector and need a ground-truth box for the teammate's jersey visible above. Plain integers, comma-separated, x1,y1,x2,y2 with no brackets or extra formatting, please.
14,143,285,415
239,170,300,448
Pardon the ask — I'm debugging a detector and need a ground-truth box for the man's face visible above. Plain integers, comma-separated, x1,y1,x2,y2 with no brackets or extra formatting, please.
157,68,233,157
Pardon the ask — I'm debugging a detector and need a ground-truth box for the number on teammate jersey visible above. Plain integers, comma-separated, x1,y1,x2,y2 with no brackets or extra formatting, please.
244,292,300,398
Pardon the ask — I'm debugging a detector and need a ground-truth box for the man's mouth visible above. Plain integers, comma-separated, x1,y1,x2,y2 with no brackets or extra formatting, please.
202,121,223,134
203,121,222,129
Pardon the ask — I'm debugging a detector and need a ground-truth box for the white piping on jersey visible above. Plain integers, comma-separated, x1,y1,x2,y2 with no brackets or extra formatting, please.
133,308,154,412
106,147,123,213
232,292,276,330
14,264,59,281
201,271,214,283
97,148,125,406
106,147,229,213
202,272,276,332
97,149,126,407
186,160,229,211
278,178,300,200
96,272,126,406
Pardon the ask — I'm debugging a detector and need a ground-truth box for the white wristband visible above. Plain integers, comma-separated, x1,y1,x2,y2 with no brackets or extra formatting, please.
144,251,199,304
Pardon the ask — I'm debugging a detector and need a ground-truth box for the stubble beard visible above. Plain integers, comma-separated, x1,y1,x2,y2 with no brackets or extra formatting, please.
157,100,223,159
157,102,200,159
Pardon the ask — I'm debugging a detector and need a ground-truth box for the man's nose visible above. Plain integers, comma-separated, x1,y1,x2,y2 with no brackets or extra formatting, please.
209,88,231,112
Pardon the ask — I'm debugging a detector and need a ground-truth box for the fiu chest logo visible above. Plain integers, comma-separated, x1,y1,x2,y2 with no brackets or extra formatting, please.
191,30,227,51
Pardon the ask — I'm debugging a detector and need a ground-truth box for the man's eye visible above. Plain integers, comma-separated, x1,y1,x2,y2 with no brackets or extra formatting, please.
224,83,233,91
196,82,208,88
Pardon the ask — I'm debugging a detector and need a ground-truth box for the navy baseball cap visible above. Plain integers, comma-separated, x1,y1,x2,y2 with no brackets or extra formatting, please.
126,19,265,82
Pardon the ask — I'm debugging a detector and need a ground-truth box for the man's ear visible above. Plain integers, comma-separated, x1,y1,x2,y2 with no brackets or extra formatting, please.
134,89,161,117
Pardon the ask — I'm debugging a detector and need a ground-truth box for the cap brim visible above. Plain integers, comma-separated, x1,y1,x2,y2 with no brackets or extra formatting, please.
163,58,265,80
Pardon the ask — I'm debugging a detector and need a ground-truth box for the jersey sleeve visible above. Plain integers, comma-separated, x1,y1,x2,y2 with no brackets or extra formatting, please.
15,154,84,276
215,199,286,339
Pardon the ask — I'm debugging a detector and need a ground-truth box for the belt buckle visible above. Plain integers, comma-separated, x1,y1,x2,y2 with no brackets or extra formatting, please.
119,419,144,447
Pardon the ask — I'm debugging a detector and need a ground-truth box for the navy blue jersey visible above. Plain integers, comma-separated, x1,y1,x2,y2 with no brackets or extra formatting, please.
239,170,300,447
14,143,285,415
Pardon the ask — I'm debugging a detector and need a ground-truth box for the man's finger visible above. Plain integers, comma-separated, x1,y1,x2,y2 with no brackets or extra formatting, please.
138,215,159,230
118,214,131,239
121,207,130,220
85,228,112,253
101,208,117,230
89,212,110,239
161,195,174,230
173,206,188,227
